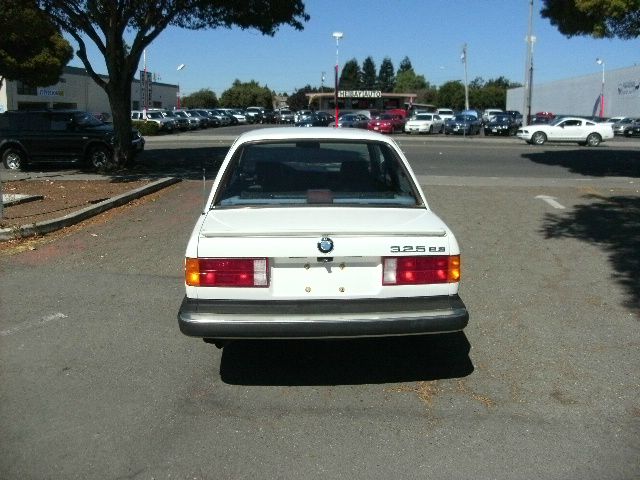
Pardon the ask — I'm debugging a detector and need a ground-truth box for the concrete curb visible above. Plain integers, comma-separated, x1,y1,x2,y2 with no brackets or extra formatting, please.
0,177,181,242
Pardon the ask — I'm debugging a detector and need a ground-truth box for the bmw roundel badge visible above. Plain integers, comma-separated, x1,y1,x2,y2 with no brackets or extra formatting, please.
317,236,334,254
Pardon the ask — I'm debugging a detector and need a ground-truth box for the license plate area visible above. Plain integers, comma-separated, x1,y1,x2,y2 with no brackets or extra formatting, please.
271,257,381,297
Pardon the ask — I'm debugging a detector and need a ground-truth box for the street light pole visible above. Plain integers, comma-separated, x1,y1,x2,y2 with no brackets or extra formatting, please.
332,31,343,128
176,64,185,109
596,58,605,117
523,0,534,126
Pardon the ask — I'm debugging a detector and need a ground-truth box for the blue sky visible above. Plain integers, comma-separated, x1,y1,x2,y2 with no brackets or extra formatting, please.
67,0,639,97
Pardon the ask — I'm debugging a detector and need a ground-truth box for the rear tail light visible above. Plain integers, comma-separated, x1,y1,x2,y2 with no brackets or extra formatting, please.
382,255,460,285
185,258,269,287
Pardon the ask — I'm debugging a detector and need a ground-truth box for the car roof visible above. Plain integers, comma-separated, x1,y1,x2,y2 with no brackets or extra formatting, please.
235,127,395,144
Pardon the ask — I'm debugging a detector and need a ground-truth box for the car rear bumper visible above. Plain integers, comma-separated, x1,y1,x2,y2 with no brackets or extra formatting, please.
178,295,468,339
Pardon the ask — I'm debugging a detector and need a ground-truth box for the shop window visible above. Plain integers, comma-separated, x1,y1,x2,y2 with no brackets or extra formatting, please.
17,82,38,95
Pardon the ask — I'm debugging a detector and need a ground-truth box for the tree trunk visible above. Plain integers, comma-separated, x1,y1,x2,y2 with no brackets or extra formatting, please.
105,76,134,168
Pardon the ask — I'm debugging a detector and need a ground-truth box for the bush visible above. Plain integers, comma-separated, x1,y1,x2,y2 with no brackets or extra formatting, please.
132,120,159,136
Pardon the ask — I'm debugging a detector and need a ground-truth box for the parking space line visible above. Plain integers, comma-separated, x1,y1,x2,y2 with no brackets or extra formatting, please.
535,195,566,209
0,312,68,337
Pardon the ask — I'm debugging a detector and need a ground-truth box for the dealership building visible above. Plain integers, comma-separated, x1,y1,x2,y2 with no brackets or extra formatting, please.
0,65,179,116
507,64,640,118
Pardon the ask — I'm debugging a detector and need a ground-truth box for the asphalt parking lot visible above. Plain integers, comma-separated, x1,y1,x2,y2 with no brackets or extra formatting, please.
1,131,638,479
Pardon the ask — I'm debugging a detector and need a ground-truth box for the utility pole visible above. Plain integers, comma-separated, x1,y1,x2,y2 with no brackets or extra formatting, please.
523,0,535,126
461,44,469,110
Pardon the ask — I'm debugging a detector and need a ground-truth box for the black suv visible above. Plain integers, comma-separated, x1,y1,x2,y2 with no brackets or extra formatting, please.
0,110,145,170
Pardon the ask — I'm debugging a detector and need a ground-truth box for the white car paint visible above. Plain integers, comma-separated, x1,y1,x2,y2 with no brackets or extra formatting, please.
517,116,614,146
404,113,444,134
179,128,468,342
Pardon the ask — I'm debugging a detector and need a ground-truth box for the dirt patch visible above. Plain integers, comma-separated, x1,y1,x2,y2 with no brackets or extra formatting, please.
0,178,152,229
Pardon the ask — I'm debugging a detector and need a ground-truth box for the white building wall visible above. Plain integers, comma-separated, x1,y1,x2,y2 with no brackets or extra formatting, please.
0,66,178,114
507,65,640,118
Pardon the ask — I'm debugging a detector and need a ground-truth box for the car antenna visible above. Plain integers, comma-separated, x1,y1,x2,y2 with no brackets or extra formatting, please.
202,160,207,213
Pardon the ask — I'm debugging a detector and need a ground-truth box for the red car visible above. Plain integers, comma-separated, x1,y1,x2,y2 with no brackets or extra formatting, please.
367,113,405,134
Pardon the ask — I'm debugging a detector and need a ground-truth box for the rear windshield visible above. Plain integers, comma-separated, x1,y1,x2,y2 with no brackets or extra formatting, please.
213,140,420,208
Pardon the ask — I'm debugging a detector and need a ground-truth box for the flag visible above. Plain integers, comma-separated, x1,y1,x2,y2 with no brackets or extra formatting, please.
591,94,601,117
460,45,466,63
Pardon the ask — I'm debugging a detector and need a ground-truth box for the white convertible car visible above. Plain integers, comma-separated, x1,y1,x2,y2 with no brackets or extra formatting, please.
517,116,614,146
178,128,468,347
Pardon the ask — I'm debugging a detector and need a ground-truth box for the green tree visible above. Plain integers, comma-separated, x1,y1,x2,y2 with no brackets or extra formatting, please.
339,58,361,90
416,86,438,105
361,56,377,89
541,0,640,39
181,88,218,109
398,56,413,74
394,70,429,93
377,57,395,92
0,0,73,90
288,84,318,111
33,0,308,167
438,81,466,110
220,80,272,109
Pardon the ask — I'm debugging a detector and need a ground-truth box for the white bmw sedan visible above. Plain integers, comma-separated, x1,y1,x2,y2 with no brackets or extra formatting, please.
178,128,468,347
517,116,614,146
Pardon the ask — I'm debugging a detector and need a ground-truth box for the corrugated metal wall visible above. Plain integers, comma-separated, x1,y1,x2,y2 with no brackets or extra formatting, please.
507,65,640,118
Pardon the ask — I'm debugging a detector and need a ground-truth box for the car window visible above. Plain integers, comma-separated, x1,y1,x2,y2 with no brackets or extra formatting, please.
73,112,103,126
214,140,420,207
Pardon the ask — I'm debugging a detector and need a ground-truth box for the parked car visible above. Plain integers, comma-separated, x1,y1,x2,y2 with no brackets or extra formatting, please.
244,106,265,124
131,109,175,132
177,127,468,347
295,112,333,127
186,110,210,128
528,115,554,125
612,117,637,135
482,108,503,124
444,114,482,135
516,116,614,146
207,109,231,126
262,109,277,124
220,109,247,124
404,113,444,134
367,113,406,134
622,119,640,137
436,108,455,123
277,109,295,124
173,110,200,130
160,109,190,131
484,113,519,136
315,111,334,126
0,110,144,170
337,113,369,129
504,110,523,126
294,110,313,123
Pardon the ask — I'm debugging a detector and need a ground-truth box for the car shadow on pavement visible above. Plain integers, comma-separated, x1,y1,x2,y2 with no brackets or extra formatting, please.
521,148,640,178
541,194,640,312
218,333,473,386
130,146,228,179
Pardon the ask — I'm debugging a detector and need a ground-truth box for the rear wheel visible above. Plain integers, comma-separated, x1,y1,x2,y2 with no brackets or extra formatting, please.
87,145,114,171
2,147,26,170
531,131,547,145
585,133,602,146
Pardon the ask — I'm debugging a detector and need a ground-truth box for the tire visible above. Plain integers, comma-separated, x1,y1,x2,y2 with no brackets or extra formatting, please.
87,145,114,171
585,133,602,147
428,125,433,134
531,131,547,145
2,147,26,170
